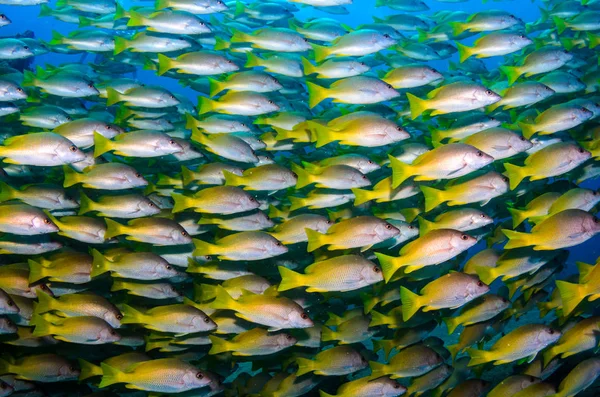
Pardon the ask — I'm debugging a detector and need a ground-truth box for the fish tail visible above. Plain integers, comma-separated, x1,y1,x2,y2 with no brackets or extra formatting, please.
0,359,10,375
388,154,413,188
78,359,102,381
556,280,585,316
320,326,336,342
288,196,306,212
305,228,326,252
417,216,435,236
443,316,459,335
31,314,52,337
114,3,128,19
62,166,81,188
105,88,122,106
295,357,315,377
171,193,193,213
351,188,374,206
230,28,250,43
447,343,460,361
310,43,330,63
49,30,64,46
373,339,393,360
214,36,230,51
222,170,242,187
208,335,230,355
194,283,217,302
142,57,157,71
301,57,316,76
500,65,523,85
307,120,334,147
475,265,498,286
120,304,144,325
93,131,113,158
33,289,56,314
306,81,329,109
420,185,446,213
104,218,125,240
517,121,537,140
126,9,145,27
154,0,169,10
27,259,46,284
291,163,313,189
39,4,53,17
542,348,558,368
507,207,527,228
449,22,467,37
191,127,207,145
234,0,245,17
245,52,262,68
537,302,551,318
268,205,287,220
319,391,335,397
91,248,111,278
587,32,600,49
400,286,422,321
552,17,567,34
0,181,16,202
211,285,237,311
22,70,37,88
503,163,527,190
368,310,388,327
110,279,126,292
466,347,491,366
99,363,124,388
193,238,217,257
184,113,198,129
455,42,473,63
369,361,387,378
113,36,129,55
375,252,401,283
360,292,378,314
198,96,216,115
406,92,428,119
157,54,173,76
502,228,531,250
416,28,429,43
208,77,226,97
277,266,304,291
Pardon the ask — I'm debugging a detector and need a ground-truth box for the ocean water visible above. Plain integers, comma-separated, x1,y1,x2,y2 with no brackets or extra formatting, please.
0,0,599,396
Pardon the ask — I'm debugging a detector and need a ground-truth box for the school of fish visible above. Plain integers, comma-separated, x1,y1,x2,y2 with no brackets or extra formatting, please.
0,0,599,395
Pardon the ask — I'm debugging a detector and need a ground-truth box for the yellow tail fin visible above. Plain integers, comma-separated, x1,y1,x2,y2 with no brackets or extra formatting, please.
502,229,532,250
503,163,527,190
157,54,173,76
400,286,422,321
406,92,429,119
277,266,304,291
93,131,113,158
305,228,327,252
306,81,329,109
420,185,446,212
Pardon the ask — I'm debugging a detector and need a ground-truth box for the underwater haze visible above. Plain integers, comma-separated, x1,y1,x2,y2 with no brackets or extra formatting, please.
0,0,600,396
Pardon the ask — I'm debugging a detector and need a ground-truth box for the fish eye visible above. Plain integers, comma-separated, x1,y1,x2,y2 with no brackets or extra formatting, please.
44,218,51,224
204,316,210,323
0,15,5,19
181,231,189,237
23,45,29,50
326,220,333,224
594,217,599,224
480,214,486,218
166,265,172,270
303,38,308,42
88,83,94,88
460,234,469,240
204,255,212,260
41,284,49,291
16,88,23,93
362,175,368,179
170,95,175,99
368,160,374,164
116,314,123,320
300,312,309,320
520,136,526,141
476,151,484,157
110,330,117,336
286,334,293,340
106,125,111,130
69,145,78,152
372,266,380,273
386,83,393,89
396,126,403,131
135,173,142,178
394,383,401,389
485,90,493,95
502,176,509,183
502,298,509,303
291,172,298,179
408,225,415,229
477,281,484,287
196,372,204,379
240,123,247,128
69,366,76,372
7,300,14,306
169,140,175,145
249,197,256,202
385,224,392,230
268,100,274,105
148,202,155,207
548,329,554,334
383,34,391,39
578,147,585,154
360,62,366,66
66,116,72,121
276,242,282,246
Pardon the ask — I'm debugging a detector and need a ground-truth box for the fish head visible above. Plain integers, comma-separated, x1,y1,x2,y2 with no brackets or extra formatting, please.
0,294,19,314
537,84,556,99
276,333,297,349
124,169,149,188
423,66,444,83
170,227,192,245
519,375,541,390
158,135,184,154
258,97,280,114
360,262,384,285
378,81,401,101
536,326,561,346
494,296,511,311
474,87,502,107
575,106,594,122
567,144,592,163
32,212,59,234
159,91,180,107
508,134,534,154
192,312,217,331
57,140,86,165
583,189,600,208
463,147,494,170
384,123,410,142
288,307,313,329
397,222,419,240
379,378,407,397
266,237,288,257
104,310,122,329
8,85,27,101
315,217,333,234
356,157,380,174
57,361,80,380
137,198,161,217
0,380,13,397
351,170,371,188
450,231,477,251
0,317,16,334
374,220,401,241
183,369,211,389
99,326,121,343
99,123,124,138
219,58,240,73
466,276,490,298
513,34,533,49
470,211,494,229
582,213,600,234
12,42,34,58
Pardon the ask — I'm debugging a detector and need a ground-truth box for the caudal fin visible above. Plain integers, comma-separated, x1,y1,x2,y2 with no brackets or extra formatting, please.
295,357,315,377
518,122,538,140
388,155,414,188
28,259,47,284
310,43,330,63
34,289,56,314
475,265,499,286
157,54,173,76
306,81,329,109
277,266,304,291
502,229,532,250
420,185,446,212
503,163,527,190
400,286,422,321
119,304,145,325
351,188,374,206
192,238,217,257
305,228,327,252
78,359,102,381
93,131,113,158
307,120,334,148
455,42,474,63
90,248,111,278
0,181,16,203
375,252,401,283
291,163,314,189
500,66,523,85
62,166,81,188
443,316,459,335
104,218,125,240
466,347,491,366
171,193,193,213
555,280,585,316
369,361,387,379
406,92,429,119
208,335,230,355
507,207,528,228
99,363,124,388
